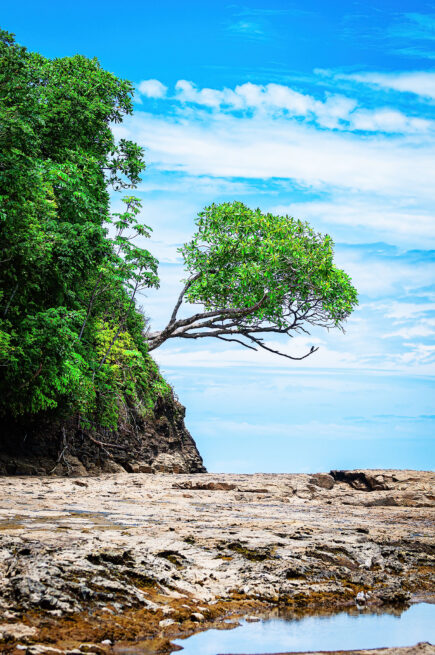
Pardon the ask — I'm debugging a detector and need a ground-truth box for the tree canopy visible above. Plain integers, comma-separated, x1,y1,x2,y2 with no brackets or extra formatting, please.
0,30,166,430
147,202,358,358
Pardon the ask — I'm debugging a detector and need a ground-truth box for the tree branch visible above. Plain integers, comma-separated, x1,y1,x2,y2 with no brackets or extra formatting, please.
244,333,319,360
168,272,201,326
3,282,18,317
215,335,258,351
148,292,269,350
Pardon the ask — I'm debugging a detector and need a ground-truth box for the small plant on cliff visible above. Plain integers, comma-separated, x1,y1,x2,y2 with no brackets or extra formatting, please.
147,202,358,359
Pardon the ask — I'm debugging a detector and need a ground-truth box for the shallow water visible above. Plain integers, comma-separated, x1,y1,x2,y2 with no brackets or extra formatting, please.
173,603,435,654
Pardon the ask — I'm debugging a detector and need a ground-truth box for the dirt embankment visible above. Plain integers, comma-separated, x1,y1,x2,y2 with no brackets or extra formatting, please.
0,469,433,654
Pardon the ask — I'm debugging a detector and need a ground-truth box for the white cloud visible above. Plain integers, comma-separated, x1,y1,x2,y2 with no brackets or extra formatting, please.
173,80,356,127
382,302,435,320
193,418,374,441
117,110,435,205
227,20,266,39
339,257,434,298
175,80,235,108
384,321,435,339
137,174,257,196
398,343,435,365
322,70,435,100
349,108,431,133
138,79,168,98
153,339,355,371
272,198,435,246
144,77,435,134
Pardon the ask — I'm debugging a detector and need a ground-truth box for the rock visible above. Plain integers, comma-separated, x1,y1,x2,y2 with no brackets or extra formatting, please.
78,644,106,654
100,640,112,646
0,393,206,476
173,481,237,491
64,456,88,477
376,585,411,604
191,612,204,621
356,591,366,604
153,453,188,474
101,460,125,474
245,615,260,622
11,462,40,476
309,473,335,490
125,462,153,474
331,469,389,491
3,610,18,619
364,495,399,507
0,469,433,651
0,622,37,641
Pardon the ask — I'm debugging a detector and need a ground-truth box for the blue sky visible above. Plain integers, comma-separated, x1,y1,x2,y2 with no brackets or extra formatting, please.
4,1,434,472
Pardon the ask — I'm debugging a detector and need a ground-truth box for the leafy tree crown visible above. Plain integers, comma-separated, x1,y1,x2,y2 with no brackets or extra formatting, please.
180,202,357,331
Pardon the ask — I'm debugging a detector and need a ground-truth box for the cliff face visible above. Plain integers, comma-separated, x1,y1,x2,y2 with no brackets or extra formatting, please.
0,392,206,476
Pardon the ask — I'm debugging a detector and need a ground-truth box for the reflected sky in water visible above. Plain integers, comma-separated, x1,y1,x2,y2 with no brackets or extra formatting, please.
174,603,435,655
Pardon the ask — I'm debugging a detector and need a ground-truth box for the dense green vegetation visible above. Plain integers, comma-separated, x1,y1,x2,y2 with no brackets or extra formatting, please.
0,30,357,442
0,30,169,431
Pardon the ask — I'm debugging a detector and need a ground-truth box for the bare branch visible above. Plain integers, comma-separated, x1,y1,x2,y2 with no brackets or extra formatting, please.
215,335,258,351
3,282,18,317
170,292,268,330
245,333,318,361
168,272,201,326
148,292,269,351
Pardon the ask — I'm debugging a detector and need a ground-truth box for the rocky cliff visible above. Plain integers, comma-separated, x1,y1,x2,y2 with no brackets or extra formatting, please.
0,392,206,476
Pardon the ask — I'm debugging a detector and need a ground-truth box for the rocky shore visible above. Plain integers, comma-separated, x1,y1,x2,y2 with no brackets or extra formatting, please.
0,469,433,654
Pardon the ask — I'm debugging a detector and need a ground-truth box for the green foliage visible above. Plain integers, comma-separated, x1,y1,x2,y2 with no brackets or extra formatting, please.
180,201,358,331
0,30,165,428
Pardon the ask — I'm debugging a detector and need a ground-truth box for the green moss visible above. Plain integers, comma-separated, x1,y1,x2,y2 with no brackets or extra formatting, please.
227,542,275,562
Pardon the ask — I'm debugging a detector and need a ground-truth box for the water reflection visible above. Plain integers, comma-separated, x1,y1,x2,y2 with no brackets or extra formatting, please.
173,602,434,655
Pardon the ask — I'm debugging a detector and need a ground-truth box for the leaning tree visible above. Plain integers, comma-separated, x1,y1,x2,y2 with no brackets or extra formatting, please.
146,202,358,360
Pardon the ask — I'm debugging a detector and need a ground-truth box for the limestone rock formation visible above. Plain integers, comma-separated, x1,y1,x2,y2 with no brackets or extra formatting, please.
0,469,433,655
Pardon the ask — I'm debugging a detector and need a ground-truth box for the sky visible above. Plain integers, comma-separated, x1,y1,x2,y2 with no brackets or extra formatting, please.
4,1,434,472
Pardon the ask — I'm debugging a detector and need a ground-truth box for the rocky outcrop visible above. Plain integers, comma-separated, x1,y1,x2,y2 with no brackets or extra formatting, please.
0,393,205,476
330,469,435,507
0,470,433,653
